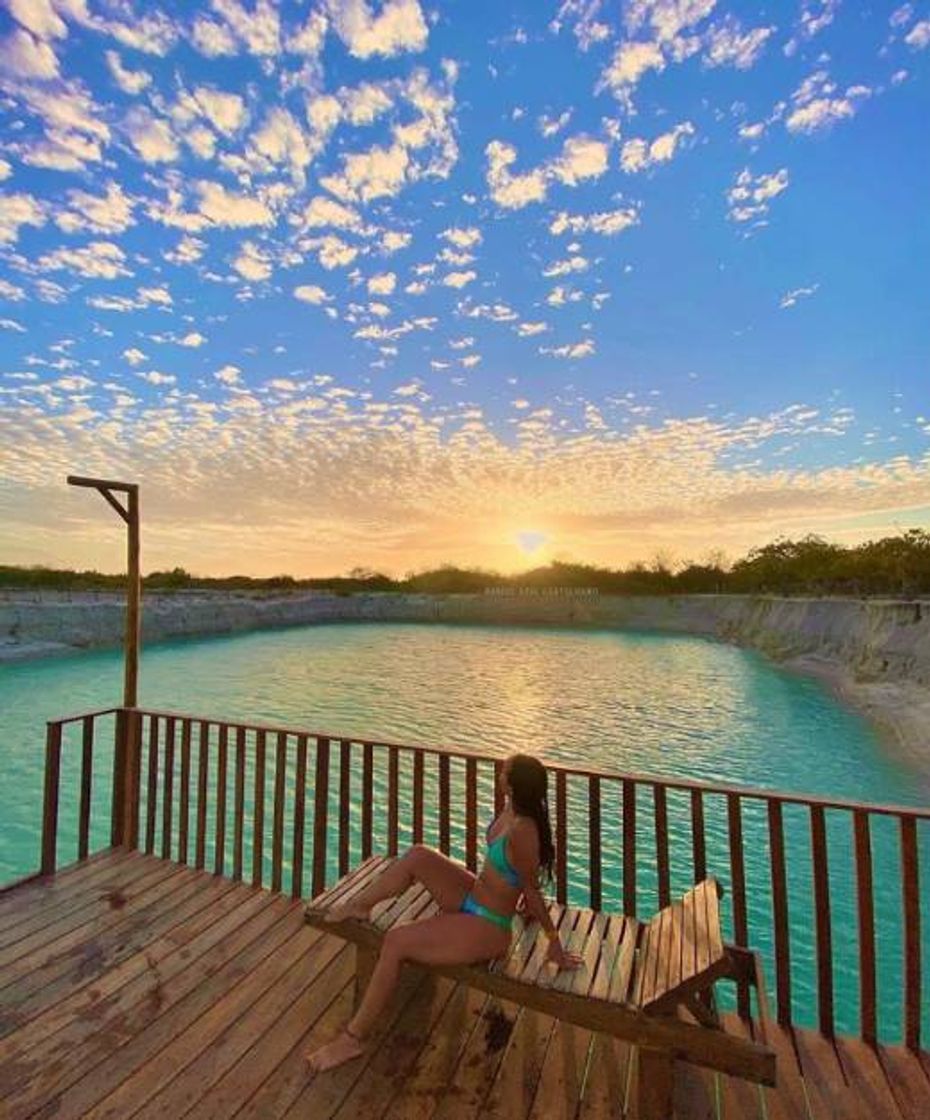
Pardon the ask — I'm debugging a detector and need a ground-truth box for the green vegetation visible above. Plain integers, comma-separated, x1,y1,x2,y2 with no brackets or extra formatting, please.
1,529,928,597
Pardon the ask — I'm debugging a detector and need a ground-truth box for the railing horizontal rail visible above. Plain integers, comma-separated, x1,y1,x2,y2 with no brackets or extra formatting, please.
106,705,930,821
31,704,930,1051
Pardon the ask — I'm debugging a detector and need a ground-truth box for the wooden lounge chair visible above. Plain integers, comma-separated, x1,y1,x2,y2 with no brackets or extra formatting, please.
304,855,776,1119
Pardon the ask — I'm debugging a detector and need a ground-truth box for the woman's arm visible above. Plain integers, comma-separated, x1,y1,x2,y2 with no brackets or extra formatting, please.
508,821,582,971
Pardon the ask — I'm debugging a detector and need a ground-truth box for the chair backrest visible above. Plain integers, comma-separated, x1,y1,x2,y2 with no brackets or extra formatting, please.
633,877,728,1011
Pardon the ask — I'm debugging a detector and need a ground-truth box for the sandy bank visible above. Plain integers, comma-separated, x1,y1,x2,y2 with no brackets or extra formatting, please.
2,589,928,764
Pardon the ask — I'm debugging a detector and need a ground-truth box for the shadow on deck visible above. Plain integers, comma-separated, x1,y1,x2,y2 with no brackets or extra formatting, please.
1,849,928,1119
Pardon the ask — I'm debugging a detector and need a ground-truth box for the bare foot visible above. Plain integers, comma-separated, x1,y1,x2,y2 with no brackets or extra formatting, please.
305,1027,366,1073
322,898,371,924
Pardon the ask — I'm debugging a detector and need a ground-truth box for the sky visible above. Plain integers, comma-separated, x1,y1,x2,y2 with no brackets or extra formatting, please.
0,0,928,579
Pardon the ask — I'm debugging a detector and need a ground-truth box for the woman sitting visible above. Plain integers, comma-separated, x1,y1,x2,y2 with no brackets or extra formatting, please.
305,752,582,1073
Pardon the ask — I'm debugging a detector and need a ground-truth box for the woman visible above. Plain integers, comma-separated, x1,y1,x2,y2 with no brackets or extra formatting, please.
305,752,583,1073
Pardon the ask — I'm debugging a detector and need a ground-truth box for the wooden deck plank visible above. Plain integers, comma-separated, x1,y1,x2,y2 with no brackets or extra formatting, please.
1,852,928,1120
0,848,148,946
228,971,358,1120
0,848,136,926
834,1036,906,1120
0,857,189,974
876,1044,930,1120
793,1026,866,1120
0,866,218,1030
80,911,325,1120
12,895,297,1120
670,1061,719,1120
575,1031,632,1119
128,927,349,1119
526,1018,594,1120
469,1003,557,1120
280,963,428,1120
382,981,494,1120
330,971,457,1120
0,871,243,1076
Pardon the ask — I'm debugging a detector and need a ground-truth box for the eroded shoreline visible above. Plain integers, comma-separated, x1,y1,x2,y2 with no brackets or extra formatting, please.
2,590,928,775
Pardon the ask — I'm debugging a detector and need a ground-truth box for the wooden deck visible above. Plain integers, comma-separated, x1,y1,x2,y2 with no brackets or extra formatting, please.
1,850,928,1120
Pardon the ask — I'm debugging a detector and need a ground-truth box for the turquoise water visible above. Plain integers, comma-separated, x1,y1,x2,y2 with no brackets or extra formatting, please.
1,622,928,1041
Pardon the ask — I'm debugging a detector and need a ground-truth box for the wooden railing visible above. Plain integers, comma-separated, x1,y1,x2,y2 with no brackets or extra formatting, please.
34,705,930,1049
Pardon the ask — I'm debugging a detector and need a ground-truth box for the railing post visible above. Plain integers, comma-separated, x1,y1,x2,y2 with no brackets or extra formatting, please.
111,708,128,846
41,721,63,875
111,707,142,850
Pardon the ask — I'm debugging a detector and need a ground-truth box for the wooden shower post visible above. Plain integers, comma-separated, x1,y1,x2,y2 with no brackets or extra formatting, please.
66,475,140,707
67,475,142,848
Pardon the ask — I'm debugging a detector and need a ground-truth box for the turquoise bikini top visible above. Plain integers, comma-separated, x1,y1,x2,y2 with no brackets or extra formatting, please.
485,817,522,887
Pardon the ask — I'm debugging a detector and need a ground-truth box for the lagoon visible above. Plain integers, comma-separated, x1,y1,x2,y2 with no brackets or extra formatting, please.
1,621,927,1039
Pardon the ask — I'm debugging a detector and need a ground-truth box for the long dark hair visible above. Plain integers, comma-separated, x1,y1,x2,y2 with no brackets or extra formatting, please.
506,753,555,885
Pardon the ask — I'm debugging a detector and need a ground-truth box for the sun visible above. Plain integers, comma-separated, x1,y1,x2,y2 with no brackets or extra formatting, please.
515,530,549,556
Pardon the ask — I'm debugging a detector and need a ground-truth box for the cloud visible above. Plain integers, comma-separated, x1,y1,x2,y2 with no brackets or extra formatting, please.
210,0,281,57
551,135,609,185
124,108,179,163
303,195,362,231
0,192,46,244
727,167,790,224
178,331,206,347
517,321,549,337
550,207,640,236
600,39,666,106
214,364,241,384
906,21,930,48
191,86,247,135
34,240,132,279
294,284,330,304
487,129,612,209
190,16,238,57
441,227,482,249
0,278,26,300
197,180,275,227
703,17,773,69
233,241,272,281
304,234,359,269
322,141,411,202
105,50,151,95
54,181,135,235
485,140,548,209
381,230,412,252
540,339,596,359
247,107,314,183
543,256,589,277
163,235,206,265
785,70,871,134
341,81,394,125
0,27,59,80
123,347,148,366
5,0,68,41
785,1,840,56
442,270,477,288
138,286,172,306
368,272,397,295
550,0,611,50
287,9,328,55
328,0,428,60
780,284,819,309
620,121,695,172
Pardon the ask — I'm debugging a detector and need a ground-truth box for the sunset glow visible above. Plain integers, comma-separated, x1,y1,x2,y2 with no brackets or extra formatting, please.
0,1,927,577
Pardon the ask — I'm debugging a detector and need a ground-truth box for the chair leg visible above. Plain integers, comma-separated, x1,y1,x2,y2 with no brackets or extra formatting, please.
637,1047,673,1120
354,944,377,1012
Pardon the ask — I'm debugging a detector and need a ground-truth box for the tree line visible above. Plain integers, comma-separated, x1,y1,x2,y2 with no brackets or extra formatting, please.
1,529,928,597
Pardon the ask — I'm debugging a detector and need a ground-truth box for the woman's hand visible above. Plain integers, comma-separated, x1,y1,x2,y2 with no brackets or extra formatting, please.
545,937,584,971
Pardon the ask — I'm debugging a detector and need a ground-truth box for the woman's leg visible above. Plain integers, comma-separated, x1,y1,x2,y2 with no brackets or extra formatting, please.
323,844,475,922
305,913,510,1073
